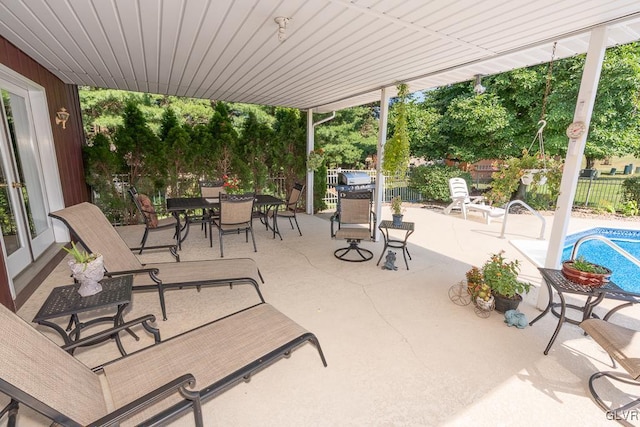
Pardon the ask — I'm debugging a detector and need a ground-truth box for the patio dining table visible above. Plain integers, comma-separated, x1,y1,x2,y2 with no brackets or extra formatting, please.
167,194,284,249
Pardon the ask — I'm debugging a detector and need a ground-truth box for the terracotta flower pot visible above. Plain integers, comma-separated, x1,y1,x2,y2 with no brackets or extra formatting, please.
561,261,611,287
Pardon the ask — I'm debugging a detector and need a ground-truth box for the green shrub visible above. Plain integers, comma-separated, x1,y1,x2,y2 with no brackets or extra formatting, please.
622,176,640,206
524,193,554,210
409,164,472,202
597,200,617,214
620,200,639,217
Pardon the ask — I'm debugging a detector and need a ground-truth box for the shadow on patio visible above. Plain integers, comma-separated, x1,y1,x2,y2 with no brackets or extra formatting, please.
9,205,640,426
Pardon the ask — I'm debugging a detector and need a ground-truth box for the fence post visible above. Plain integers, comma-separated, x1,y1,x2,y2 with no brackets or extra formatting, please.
584,175,594,206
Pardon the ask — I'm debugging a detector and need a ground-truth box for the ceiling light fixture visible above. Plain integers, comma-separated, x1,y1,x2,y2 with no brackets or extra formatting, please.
473,74,486,95
274,17,291,42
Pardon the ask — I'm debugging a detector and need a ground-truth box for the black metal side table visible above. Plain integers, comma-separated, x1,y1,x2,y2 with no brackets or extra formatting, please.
376,220,415,270
33,275,135,356
530,268,640,355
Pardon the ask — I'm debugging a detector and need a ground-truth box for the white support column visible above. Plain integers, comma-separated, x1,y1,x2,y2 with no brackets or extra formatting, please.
538,26,608,308
374,87,391,241
306,109,314,214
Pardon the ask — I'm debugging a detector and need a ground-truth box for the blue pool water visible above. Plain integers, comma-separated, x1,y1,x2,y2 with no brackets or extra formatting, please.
562,227,640,293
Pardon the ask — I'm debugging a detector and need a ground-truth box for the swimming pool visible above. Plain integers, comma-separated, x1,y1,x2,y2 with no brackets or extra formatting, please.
562,227,640,293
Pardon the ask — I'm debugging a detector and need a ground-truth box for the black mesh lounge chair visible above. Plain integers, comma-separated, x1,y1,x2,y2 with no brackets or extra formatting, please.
581,319,640,419
128,187,183,254
269,182,304,236
330,190,376,262
211,193,257,257
50,202,265,320
0,301,326,426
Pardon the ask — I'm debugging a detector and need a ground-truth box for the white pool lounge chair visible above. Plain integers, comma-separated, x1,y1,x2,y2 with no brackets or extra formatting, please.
443,177,505,224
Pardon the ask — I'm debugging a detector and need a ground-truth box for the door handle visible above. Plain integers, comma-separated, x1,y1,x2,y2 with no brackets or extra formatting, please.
11,182,23,189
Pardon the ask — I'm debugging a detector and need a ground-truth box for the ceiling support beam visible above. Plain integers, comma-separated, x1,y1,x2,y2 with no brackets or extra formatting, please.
374,87,391,241
538,26,608,309
306,110,336,215
306,109,314,215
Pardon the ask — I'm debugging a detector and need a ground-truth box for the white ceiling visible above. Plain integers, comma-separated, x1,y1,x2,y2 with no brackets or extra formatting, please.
1,0,640,113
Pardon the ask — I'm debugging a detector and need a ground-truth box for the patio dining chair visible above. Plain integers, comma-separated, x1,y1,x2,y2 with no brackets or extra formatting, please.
211,193,257,257
195,180,225,236
128,187,183,254
50,202,265,321
268,182,304,236
330,190,376,262
0,300,326,426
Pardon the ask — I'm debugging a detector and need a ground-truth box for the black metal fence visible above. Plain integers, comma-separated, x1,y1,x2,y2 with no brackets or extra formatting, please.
98,171,633,224
571,177,625,208
522,176,629,209
325,171,630,211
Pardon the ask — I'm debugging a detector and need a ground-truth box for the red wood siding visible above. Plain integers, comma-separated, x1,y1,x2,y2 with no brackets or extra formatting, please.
0,35,89,311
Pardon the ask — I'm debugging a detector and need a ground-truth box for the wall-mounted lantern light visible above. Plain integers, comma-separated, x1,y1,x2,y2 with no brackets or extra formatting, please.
55,107,70,129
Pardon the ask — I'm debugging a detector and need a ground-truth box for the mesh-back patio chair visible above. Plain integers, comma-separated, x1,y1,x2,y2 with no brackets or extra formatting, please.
195,180,225,236
211,193,257,257
581,318,640,419
0,301,326,426
268,182,304,236
330,190,376,262
50,202,265,321
128,187,183,254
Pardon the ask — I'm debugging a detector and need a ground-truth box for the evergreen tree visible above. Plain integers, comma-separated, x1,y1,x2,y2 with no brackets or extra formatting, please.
272,108,306,190
240,111,273,193
112,101,164,191
208,102,239,178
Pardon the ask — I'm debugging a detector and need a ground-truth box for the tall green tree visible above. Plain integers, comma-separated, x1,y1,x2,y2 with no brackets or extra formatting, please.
272,108,306,190
159,107,180,142
82,133,125,215
207,102,239,178
404,103,442,160
439,93,512,162
112,101,164,191
420,41,640,166
315,107,378,168
240,111,273,192
163,120,193,197
188,123,216,179
584,43,640,166
383,83,411,176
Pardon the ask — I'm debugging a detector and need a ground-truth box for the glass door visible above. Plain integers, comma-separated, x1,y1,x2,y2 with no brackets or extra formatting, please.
0,83,54,277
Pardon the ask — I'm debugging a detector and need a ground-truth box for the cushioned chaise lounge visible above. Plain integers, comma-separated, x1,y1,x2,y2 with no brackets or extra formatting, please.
0,302,326,426
50,202,265,320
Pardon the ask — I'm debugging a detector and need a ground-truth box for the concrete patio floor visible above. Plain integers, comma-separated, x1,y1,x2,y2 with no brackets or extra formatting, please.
7,204,640,426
